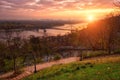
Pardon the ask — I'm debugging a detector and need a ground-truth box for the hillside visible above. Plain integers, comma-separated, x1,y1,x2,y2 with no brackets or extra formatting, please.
23,55,120,80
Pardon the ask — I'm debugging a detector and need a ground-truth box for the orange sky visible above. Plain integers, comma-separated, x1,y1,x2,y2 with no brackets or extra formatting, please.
0,0,118,20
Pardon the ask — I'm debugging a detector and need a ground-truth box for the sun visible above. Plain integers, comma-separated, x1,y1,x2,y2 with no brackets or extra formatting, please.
87,15,94,22
35,0,40,3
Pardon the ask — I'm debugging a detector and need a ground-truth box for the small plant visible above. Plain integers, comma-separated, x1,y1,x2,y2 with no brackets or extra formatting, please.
85,62,91,65
89,65,94,68
81,65,86,69
114,49,120,54
53,54,61,61
76,66,80,70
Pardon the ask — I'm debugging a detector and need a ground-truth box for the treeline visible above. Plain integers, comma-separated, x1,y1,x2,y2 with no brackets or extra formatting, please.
0,34,62,74
56,14,120,52
0,20,79,30
84,14,120,53
0,31,78,74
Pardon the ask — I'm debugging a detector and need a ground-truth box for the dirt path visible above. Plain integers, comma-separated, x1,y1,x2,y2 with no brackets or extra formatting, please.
0,54,120,80
0,57,80,80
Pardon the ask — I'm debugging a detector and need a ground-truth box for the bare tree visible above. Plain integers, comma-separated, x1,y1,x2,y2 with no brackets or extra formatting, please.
3,26,22,73
29,35,41,73
11,37,22,73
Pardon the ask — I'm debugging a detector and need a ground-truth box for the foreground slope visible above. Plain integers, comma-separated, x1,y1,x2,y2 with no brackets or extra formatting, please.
23,54,120,80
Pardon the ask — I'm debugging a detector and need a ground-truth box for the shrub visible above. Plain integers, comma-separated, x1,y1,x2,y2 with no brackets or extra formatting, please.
83,51,108,58
81,65,86,69
53,54,61,61
114,49,120,54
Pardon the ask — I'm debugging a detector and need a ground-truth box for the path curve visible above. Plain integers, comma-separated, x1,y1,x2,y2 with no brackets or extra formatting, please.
0,57,80,80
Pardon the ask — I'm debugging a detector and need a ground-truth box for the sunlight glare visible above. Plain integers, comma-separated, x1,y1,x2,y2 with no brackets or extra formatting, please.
88,15,94,22
35,0,40,3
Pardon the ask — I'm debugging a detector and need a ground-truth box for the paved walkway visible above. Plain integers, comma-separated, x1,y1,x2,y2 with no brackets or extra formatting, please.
0,57,80,80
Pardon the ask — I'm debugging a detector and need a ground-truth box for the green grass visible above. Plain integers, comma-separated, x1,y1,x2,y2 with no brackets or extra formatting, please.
23,59,120,80
82,51,108,58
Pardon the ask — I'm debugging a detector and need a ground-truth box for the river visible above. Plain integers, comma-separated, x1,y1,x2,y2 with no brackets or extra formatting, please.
21,23,86,38
0,23,87,39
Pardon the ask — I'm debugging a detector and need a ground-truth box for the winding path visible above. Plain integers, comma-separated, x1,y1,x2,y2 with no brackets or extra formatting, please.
0,57,80,80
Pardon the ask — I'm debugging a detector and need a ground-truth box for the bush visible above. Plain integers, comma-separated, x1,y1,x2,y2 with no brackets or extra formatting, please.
53,54,61,61
3,59,13,72
114,49,120,54
36,57,43,63
83,51,108,58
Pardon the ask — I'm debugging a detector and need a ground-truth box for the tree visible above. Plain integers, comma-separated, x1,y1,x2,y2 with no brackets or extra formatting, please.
9,37,22,73
41,37,52,62
29,35,41,73
3,26,22,73
0,42,6,72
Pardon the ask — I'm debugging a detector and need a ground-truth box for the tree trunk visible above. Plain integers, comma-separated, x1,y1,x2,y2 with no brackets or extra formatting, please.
79,51,83,61
33,57,37,73
108,47,111,54
33,55,37,73
13,57,17,73
108,44,112,54
23,55,27,64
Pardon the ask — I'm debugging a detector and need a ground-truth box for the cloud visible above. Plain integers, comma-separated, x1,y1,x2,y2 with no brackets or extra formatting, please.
0,0,115,20
0,0,114,10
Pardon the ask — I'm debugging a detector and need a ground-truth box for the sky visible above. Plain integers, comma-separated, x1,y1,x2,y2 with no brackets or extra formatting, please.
0,0,117,20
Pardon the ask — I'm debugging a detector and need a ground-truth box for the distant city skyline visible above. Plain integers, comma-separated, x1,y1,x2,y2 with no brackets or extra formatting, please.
0,0,117,20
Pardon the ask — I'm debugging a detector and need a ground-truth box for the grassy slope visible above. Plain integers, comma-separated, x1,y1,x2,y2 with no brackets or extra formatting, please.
23,55,120,80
